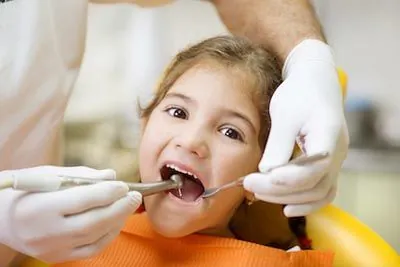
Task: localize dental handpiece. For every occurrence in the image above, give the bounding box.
[0,173,183,197]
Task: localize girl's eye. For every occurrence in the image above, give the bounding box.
[220,127,244,142]
[165,107,188,119]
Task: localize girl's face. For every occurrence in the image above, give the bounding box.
[139,64,262,237]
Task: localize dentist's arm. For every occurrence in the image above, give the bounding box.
[211,0,349,217]
[210,0,325,62]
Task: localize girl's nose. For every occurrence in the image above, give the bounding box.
[174,125,209,158]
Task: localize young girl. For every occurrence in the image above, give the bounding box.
[53,36,333,267]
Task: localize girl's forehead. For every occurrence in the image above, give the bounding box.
[168,66,255,102]
[173,62,258,93]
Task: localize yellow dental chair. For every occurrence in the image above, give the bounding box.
[307,204,399,267]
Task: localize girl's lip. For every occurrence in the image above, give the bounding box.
[166,192,204,206]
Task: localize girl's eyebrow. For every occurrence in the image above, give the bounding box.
[164,92,195,105]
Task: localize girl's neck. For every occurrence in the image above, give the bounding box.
[197,225,235,238]
[196,205,241,239]
[197,200,246,238]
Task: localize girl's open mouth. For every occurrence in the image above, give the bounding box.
[160,164,205,202]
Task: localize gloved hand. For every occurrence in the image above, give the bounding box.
[0,166,142,263]
[243,39,349,217]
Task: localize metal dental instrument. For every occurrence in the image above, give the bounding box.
[0,173,183,197]
[137,175,183,197]
[53,174,184,197]
[202,152,329,199]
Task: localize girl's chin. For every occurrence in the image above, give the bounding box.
[150,220,197,238]
[144,193,210,237]
[146,205,204,238]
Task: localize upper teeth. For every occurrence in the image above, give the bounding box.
[166,164,198,179]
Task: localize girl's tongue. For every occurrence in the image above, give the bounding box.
[169,173,204,202]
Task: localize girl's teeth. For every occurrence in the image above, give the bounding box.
[166,164,198,179]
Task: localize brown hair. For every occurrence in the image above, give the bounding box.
[140,35,282,149]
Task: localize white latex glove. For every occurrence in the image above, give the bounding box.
[243,39,349,217]
[0,166,142,263]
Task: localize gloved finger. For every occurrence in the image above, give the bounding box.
[244,162,328,195]
[59,167,116,181]
[67,229,121,261]
[57,181,129,215]
[12,166,116,181]
[253,173,332,204]
[283,183,337,217]
[303,117,341,156]
[71,220,125,248]
[66,191,142,238]
[31,222,124,263]
[258,116,299,172]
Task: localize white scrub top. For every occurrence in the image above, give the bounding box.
[0,0,88,170]
[0,0,192,171]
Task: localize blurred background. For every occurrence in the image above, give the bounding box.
[62,0,399,252]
